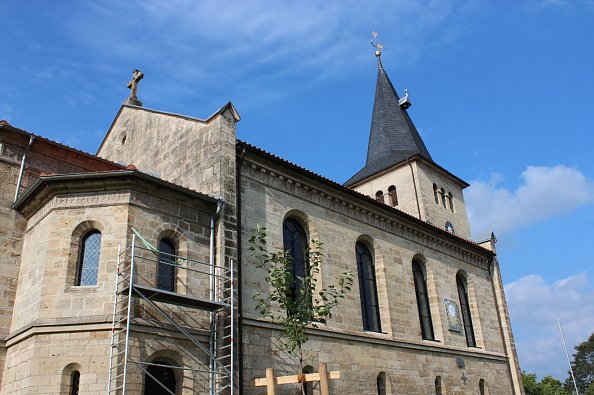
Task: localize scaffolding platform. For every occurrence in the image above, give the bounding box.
[120,284,230,311]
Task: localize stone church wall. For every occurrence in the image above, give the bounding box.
[239,154,513,394]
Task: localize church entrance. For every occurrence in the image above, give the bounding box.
[144,362,176,395]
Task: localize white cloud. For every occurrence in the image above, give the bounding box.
[466,165,594,239]
[505,273,594,379]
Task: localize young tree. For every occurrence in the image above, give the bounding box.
[249,226,353,394]
[565,332,594,394]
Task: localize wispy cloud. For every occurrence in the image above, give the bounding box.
[505,273,594,379]
[466,165,594,238]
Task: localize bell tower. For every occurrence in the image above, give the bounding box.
[345,46,471,238]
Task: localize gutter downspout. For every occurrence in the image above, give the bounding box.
[236,145,246,394]
[14,136,35,202]
[406,157,422,220]
[209,200,223,395]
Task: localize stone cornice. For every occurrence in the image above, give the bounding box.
[242,156,492,269]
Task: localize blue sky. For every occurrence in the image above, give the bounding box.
[2,0,593,381]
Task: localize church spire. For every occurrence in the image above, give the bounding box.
[344,47,432,187]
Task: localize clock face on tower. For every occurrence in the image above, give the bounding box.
[445,221,455,234]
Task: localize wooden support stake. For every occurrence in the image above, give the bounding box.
[319,363,330,395]
[266,368,276,395]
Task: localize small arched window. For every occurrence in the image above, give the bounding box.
[144,361,176,395]
[433,183,439,204]
[440,188,447,208]
[157,239,176,292]
[70,371,80,395]
[457,273,476,347]
[448,192,455,212]
[375,190,385,204]
[283,218,308,302]
[76,230,101,286]
[356,242,381,332]
[377,372,387,395]
[435,376,443,395]
[479,379,487,395]
[388,185,398,207]
[413,260,434,340]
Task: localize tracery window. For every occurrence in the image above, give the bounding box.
[413,260,434,340]
[457,273,476,347]
[76,230,101,286]
[283,218,308,302]
[388,185,398,207]
[157,239,176,292]
[70,371,80,395]
[356,242,381,332]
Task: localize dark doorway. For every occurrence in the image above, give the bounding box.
[144,362,176,395]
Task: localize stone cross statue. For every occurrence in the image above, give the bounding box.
[125,69,144,106]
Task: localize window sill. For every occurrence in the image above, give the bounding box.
[67,285,100,292]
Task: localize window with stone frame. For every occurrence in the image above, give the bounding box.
[377,372,387,395]
[433,183,439,204]
[157,238,176,292]
[388,185,398,207]
[356,242,381,332]
[76,230,101,286]
[457,273,476,347]
[282,217,308,303]
[70,371,80,395]
[375,190,385,204]
[413,260,435,340]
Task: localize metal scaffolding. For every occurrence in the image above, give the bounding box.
[107,233,235,395]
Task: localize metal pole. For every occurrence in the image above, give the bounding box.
[14,136,34,202]
[107,244,122,394]
[122,235,137,395]
[558,318,580,395]
[230,260,235,395]
[209,201,222,395]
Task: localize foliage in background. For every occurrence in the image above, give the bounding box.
[522,371,570,395]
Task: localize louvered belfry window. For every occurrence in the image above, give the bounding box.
[157,239,176,292]
[76,231,101,286]
[413,261,434,340]
[282,218,308,302]
[457,274,476,347]
[356,242,381,332]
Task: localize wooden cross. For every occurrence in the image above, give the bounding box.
[125,69,144,106]
[255,363,340,395]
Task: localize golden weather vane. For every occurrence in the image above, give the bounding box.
[370,31,384,57]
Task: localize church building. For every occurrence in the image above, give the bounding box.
[0,51,523,394]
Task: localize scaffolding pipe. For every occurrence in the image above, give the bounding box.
[107,244,122,394]
[122,235,137,395]
[209,200,223,395]
[14,136,34,202]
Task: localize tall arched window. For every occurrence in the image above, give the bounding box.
[433,183,439,204]
[440,188,447,208]
[388,185,398,207]
[70,371,80,395]
[283,218,308,302]
[435,376,443,395]
[356,242,381,332]
[413,260,434,340]
[375,190,385,204]
[457,273,476,347]
[76,230,101,286]
[447,192,455,212]
[377,372,387,395]
[144,361,176,395]
[157,239,176,292]
[479,379,487,395]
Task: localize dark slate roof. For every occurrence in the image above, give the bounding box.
[344,58,433,187]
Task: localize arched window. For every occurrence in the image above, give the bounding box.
[447,192,455,212]
[283,218,308,302]
[433,183,439,204]
[479,379,487,395]
[76,230,101,286]
[157,239,176,292]
[375,190,385,204]
[377,372,387,395]
[144,361,176,395]
[435,376,443,395]
[413,260,434,340]
[440,188,447,208]
[388,185,398,207]
[356,242,381,332]
[303,365,315,395]
[70,371,80,395]
[457,273,476,347]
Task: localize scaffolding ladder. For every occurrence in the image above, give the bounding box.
[107,233,235,395]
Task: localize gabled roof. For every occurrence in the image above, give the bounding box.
[344,57,433,187]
